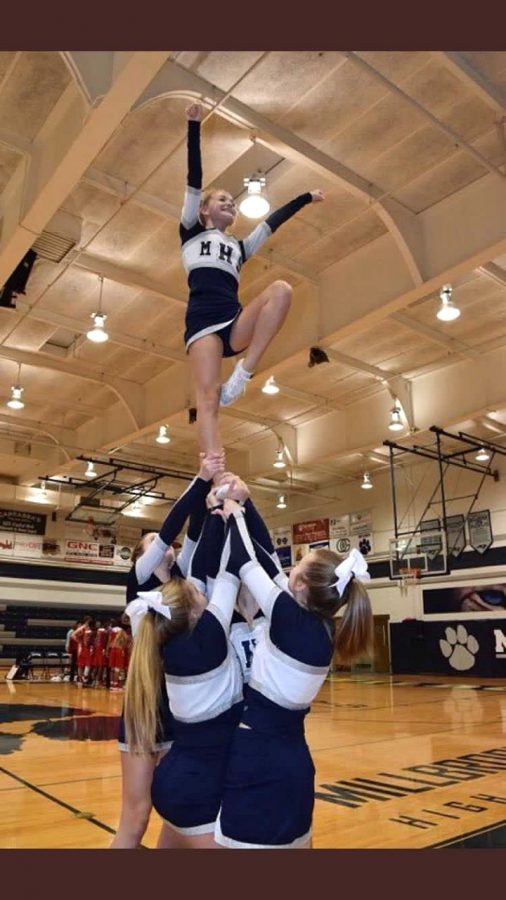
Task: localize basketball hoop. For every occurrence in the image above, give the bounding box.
[399,566,422,596]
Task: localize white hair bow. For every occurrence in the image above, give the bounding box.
[332,548,370,599]
[125,590,172,637]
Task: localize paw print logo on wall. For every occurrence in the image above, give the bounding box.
[358,537,371,556]
[439,625,479,671]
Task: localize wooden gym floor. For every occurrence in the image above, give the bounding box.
[1,673,506,849]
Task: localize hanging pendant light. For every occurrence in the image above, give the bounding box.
[475,446,490,462]
[239,175,270,219]
[7,364,25,409]
[87,276,109,342]
[436,284,460,322]
[273,447,286,469]
[361,472,373,490]
[388,401,404,432]
[276,494,287,509]
[156,425,171,444]
[262,376,279,395]
[85,461,96,479]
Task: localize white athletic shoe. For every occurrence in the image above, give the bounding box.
[219,359,252,407]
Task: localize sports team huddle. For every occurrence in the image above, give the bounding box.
[111,104,374,850]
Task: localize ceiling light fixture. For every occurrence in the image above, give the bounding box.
[156,425,171,444]
[436,283,460,322]
[273,447,286,469]
[361,472,373,490]
[239,175,270,219]
[87,276,109,342]
[276,494,287,509]
[475,446,490,462]
[388,401,404,432]
[123,500,143,517]
[7,364,25,409]
[85,461,96,479]
[7,385,24,410]
[33,479,49,503]
[262,376,279,395]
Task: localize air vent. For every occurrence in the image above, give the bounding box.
[31,210,82,263]
[32,231,77,263]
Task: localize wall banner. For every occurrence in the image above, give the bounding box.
[271,525,292,569]
[293,519,329,545]
[467,510,493,554]
[0,508,46,535]
[446,514,466,558]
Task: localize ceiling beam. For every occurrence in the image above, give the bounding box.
[0,52,171,290]
[390,310,481,358]
[479,415,506,435]
[343,52,505,182]
[82,166,319,285]
[14,300,185,363]
[477,261,506,287]
[131,59,427,285]
[0,346,144,431]
[436,52,506,116]
[73,251,187,307]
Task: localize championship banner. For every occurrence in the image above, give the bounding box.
[349,510,374,557]
[270,525,292,569]
[329,515,351,554]
[446,514,466,558]
[420,517,442,559]
[0,508,46,535]
[292,519,329,545]
[467,510,493,554]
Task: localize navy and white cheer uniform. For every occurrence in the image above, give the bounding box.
[188,497,277,685]
[119,475,211,753]
[181,119,313,355]
[150,541,243,834]
[215,509,334,849]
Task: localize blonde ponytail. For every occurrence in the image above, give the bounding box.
[123,614,163,754]
[123,578,198,753]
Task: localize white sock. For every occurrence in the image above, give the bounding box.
[238,359,253,379]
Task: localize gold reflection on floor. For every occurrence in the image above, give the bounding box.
[1,674,506,848]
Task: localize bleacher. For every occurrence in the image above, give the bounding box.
[0,602,121,676]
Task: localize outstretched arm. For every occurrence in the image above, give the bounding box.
[206,531,240,633]
[175,476,212,578]
[180,103,203,233]
[135,452,224,584]
[221,501,283,620]
[221,473,283,569]
[240,189,324,260]
[188,506,226,594]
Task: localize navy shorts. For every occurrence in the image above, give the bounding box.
[215,726,315,848]
[151,740,233,834]
[185,310,246,358]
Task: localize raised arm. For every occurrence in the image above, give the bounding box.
[188,506,226,595]
[175,482,211,578]
[180,103,203,233]
[206,532,240,633]
[240,189,324,261]
[135,452,224,585]
[221,501,284,620]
